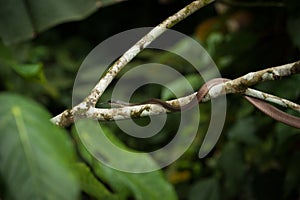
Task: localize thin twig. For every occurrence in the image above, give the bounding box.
[245,88,300,112]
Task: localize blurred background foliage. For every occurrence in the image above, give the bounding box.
[0,0,300,199]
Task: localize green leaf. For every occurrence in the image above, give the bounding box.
[0,39,14,64]
[0,0,125,44]
[72,121,178,200]
[0,93,79,200]
[12,63,45,81]
[76,162,117,200]
[188,177,220,200]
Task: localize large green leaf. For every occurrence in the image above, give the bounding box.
[76,162,117,200]
[72,120,178,200]
[0,93,79,200]
[0,0,125,44]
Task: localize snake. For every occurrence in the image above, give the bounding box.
[128,78,300,128]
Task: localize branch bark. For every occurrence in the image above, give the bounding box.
[85,0,215,107]
[51,61,300,126]
[51,0,215,126]
[50,0,300,127]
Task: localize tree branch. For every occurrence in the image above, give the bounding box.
[84,0,215,107]
[51,0,215,126]
[50,0,300,127]
[51,61,300,126]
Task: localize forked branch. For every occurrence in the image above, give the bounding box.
[50,0,300,127]
[51,61,300,127]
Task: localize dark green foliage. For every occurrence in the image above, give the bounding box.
[0,0,123,44]
[0,93,79,199]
